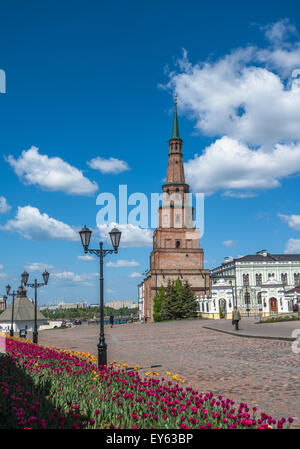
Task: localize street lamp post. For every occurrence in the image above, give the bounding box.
[79,225,121,368]
[6,285,17,337]
[21,270,50,344]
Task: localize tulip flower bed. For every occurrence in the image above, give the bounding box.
[0,336,293,429]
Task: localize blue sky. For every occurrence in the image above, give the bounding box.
[1,0,300,306]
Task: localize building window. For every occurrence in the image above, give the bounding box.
[256,273,262,286]
[281,273,288,285]
[294,273,300,285]
[176,240,180,248]
[243,274,249,286]
[245,292,251,305]
[257,292,262,305]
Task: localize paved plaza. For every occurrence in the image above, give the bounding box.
[36,318,300,427]
[203,316,300,340]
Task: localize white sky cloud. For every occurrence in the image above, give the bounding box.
[77,255,95,262]
[185,137,300,194]
[262,19,297,44]
[222,240,238,247]
[164,20,300,195]
[0,205,78,241]
[87,156,130,174]
[0,264,4,270]
[284,238,300,253]
[222,191,257,199]
[168,46,300,147]
[0,196,11,214]
[278,213,300,231]
[6,146,98,196]
[128,272,143,278]
[52,271,98,286]
[106,259,140,268]
[24,262,54,272]
[97,222,153,248]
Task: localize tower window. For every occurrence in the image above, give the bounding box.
[176,240,180,248]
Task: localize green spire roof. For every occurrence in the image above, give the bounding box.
[171,96,181,140]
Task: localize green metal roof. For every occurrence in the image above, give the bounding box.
[170,98,181,140]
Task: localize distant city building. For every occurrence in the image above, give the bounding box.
[39,304,59,311]
[105,300,137,310]
[57,302,88,309]
[39,302,88,310]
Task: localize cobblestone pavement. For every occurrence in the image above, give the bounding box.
[37,319,300,427]
[202,316,300,340]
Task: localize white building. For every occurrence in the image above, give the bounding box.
[205,250,298,319]
[0,285,48,333]
[284,285,300,310]
[197,278,234,319]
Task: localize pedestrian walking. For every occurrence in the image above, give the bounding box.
[232,307,241,330]
[109,315,114,328]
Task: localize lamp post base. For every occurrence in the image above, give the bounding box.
[97,341,107,368]
[33,331,38,344]
[10,329,14,337]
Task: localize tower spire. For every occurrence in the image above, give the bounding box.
[170,95,181,140]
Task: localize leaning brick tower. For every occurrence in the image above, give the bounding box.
[143,97,210,321]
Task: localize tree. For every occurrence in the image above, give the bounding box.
[161,278,198,320]
[153,286,165,322]
[161,278,183,320]
[181,281,198,318]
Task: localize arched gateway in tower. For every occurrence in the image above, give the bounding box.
[142,98,210,321]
